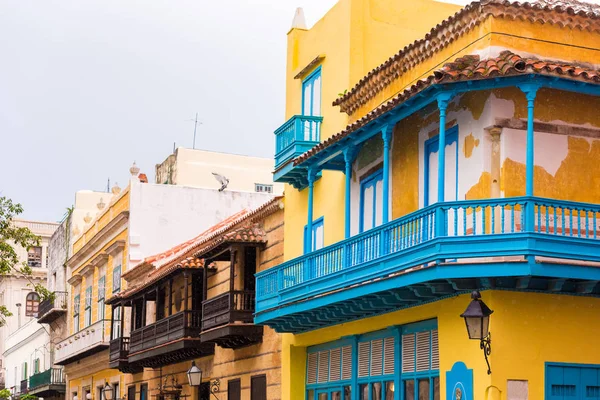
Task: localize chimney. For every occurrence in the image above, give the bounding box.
[291,7,307,30]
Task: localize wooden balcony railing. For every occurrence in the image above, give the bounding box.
[256,196,600,314]
[201,290,255,331]
[129,310,202,354]
[109,336,130,362]
[38,291,68,320]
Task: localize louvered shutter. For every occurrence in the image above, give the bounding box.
[370,339,383,376]
[318,351,329,383]
[383,337,395,375]
[416,331,431,372]
[358,341,370,377]
[402,333,416,373]
[330,348,341,381]
[341,345,352,380]
[431,329,439,370]
[307,353,318,384]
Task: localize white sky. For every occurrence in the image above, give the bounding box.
[1,0,599,221]
[0,0,337,221]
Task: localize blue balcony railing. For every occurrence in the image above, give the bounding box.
[256,196,600,313]
[274,115,322,170]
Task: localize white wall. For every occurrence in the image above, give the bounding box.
[3,319,50,393]
[127,182,274,267]
[157,147,284,195]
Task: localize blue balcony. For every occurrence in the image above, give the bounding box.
[255,197,600,333]
[274,115,322,188]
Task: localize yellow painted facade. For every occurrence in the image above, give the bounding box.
[64,189,130,400]
[276,0,600,399]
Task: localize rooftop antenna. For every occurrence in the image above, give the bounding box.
[173,142,176,154]
[186,113,203,149]
[106,178,110,193]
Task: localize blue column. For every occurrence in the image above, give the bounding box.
[382,125,392,224]
[436,93,452,203]
[343,147,356,239]
[306,168,316,253]
[519,84,539,233]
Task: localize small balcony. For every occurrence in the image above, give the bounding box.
[54,319,109,365]
[255,197,600,332]
[128,310,214,368]
[201,290,262,349]
[274,115,322,188]
[37,291,68,324]
[109,337,142,373]
[28,368,66,397]
[20,379,27,394]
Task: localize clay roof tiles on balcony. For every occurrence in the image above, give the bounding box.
[108,197,283,302]
[295,50,600,165]
[333,0,600,115]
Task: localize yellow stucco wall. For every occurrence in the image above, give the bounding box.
[282,291,600,400]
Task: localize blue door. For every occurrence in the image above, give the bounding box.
[546,363,600,399]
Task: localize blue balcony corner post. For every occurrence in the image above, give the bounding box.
[435,92,453,241]
[306,167,317,253]
[382,124,392,225]
[343,146,357,240]
[518,83,540,232]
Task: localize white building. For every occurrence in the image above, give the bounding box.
[0,219,58,393]
[155,147,284,195]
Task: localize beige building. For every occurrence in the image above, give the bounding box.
[106,197,284,400]
[155,147,283,195]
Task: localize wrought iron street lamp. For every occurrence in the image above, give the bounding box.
[460,290,493,374]
[102,382,113,400]
[187,361,202,387]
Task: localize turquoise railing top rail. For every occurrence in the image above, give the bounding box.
[256,196,600,306]
[274,115,323,167]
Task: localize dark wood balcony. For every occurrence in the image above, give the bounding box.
[109,337,142,373]
[20,379,27,394]
[128,310,214,368]
[37,291,67,324]
[200,290,263,349]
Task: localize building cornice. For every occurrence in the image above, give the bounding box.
[68,211,129,272]
[105,240,126,256]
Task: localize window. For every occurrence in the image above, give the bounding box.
[127,386,136,400]
[306,320,439,400]
[84,286,92,327]
[25,292,40,317]
[113,265,121,293]
[73,294,80,331]
[34,358,40,374]
[302,67,322,118]
[254,184,273,193]
[98,276,106,320]
[227,379,241,400]
[304,217,324,253]
[113,383,120,400]
[112,306,122,340]
[359,170,384,233]
[22,362,27,380]
[250,375,266,400]
[546,363,600,400]
[140,384,148,400]
[424,125,459,206]
[302,67,322,142]
[27,246,42,267]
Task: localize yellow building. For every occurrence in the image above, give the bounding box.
[54,165,274,400]
[260,0,600,399]
[105,197,284,400]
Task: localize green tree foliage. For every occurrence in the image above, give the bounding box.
[0,196,52,326]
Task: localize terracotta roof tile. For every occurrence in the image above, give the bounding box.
[110,197,283,301]
[295,51,600,165]
[333,0,600,115]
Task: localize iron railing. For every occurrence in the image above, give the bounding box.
[28,368,65,389]
[38,291,68,319]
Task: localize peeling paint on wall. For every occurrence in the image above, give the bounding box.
[356,135,383,170]
[463,133,480,158]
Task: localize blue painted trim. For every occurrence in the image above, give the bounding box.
[306,169,316,253]
[401,319,438,334]
[424,125,459,206]
[304,216,324,254]
[382,125,392,225]
[545,362,600,369]
[359,169,383,233]
[343,146,357,239]
[302,66,322,117]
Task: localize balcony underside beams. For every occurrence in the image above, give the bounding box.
[127,339,214,368]
[54,343,109,366]
[200,324,263,349]
[258,270,600,333]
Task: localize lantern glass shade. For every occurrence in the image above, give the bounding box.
[187,361,202,387]
[464,315,490,340]
[74,396,79,400]
[103,384,113,400]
